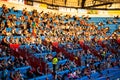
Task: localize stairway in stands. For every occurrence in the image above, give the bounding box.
[42,40,81,66]
[97,40,118,55]
[79,41,102,60]
[10,46,47,73]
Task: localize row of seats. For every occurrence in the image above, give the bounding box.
[0,5,120,80]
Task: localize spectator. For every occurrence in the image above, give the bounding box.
[2,68,8,80]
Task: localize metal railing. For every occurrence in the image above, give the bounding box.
[25,0,120,10]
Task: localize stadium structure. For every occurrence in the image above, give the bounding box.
[0,0,120,80]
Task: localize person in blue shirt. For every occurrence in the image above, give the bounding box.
[2,68,8,80]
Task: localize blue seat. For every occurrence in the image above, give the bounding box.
[15,66,31,74]
[6,28,12,32]
[0,36,4,40]
[0,56,10,61]
[58,59,67,65]
[47,59,68,68]
[91,72,100,79]
[79,76,89,80]
[40,36,45,40]
[0,71,2,78]
[16,21,21,26]
[96,77,106,80]
[57,70,69,76]
[29,74,53,80]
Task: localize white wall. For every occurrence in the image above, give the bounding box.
[8,0,24,4]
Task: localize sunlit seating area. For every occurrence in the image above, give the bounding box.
[0,3,120,80]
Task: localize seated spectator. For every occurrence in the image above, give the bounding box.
[45,54,53,62]
[2,4,9,15]
[36,67,43,76]
[12,70,23,80]
[106,20,112,24]
[68,71,78,79]
[2,67,8,80]
[113,19,117,24]
[27,68,35,78]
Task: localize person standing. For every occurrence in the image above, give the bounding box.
[52,56,58,78]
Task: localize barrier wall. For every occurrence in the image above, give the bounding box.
[58,6,120,16]
[0,1,120,17]
[1,0,25,4]
[8,0,24,4]
[108,10,120,15]
[33,2,47,9]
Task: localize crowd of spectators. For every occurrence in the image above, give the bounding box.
[0,45,48,80]
[0,45,28,80]
[0,4,120,46]
[0,3,120,80]
[54,48,120,79]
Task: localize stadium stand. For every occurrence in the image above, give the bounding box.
[0,2,120,80]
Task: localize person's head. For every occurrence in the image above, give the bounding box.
[12,7,15,10]
[2,4,6,8]
[106,77,110,80]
